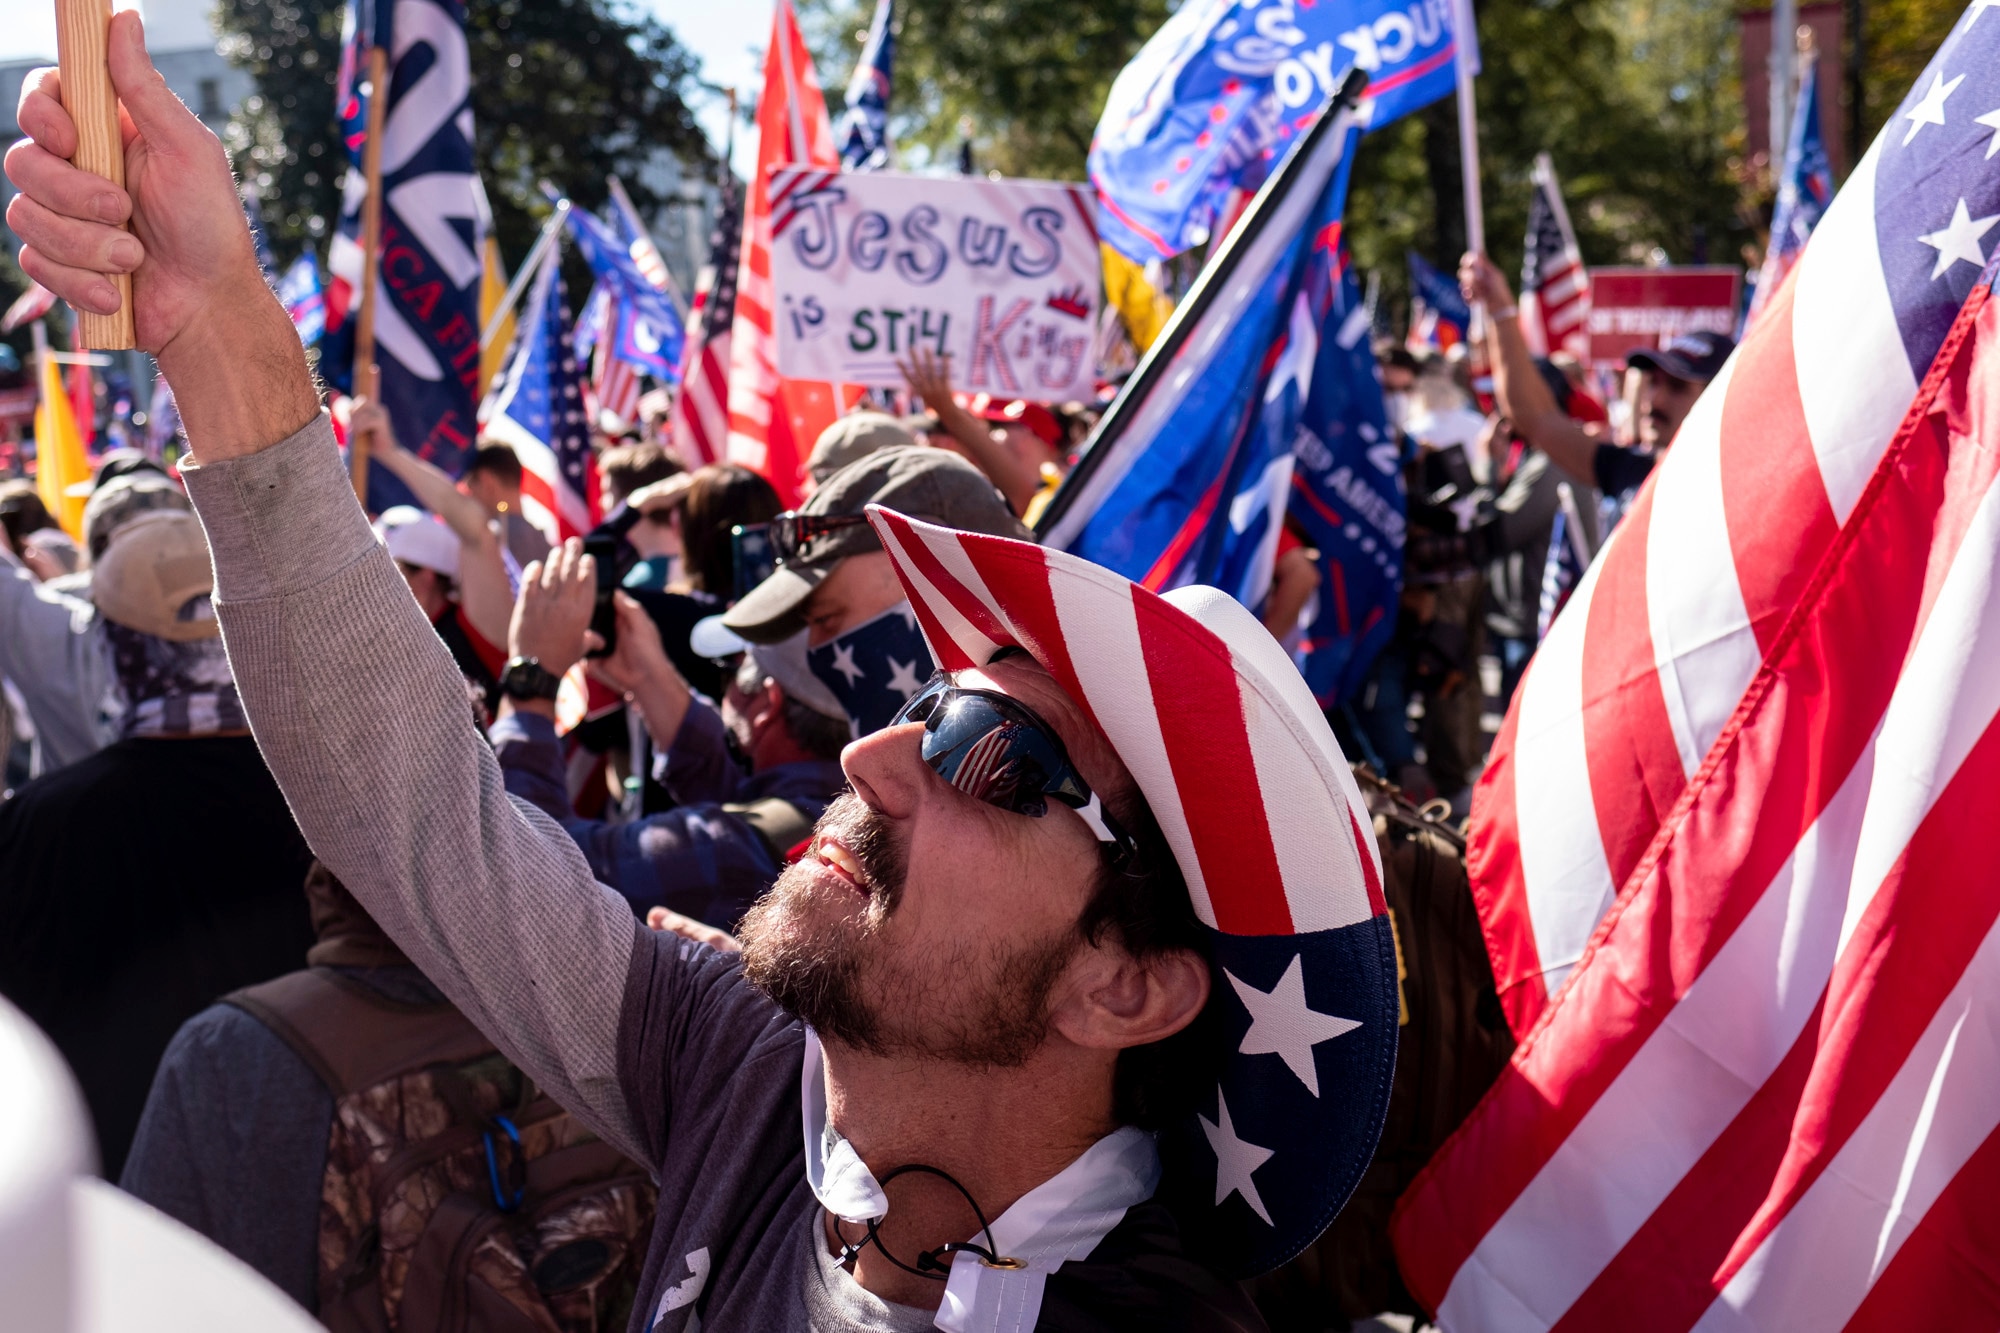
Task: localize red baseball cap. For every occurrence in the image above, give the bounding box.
[963,393,1062,447]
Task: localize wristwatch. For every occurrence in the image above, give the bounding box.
[499,656,562,703]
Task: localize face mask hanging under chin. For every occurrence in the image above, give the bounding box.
[806,601,936,739]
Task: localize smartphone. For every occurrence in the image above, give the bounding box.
[731,523,777,600]
[584,503,643,658]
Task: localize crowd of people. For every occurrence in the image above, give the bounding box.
[0,19,1740,1333]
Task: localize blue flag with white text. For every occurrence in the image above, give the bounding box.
[321,0,483,510]
[1288,242,1402,706]
[1090,0,1474,262]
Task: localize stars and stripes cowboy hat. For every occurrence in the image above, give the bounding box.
[865,505,1399,1278]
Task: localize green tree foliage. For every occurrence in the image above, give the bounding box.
[215,0,712,273]
[1349,0,1752,313]
[1854,0,1961,144]
[801,0,1171,178]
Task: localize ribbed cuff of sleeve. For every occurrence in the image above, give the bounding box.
[181,413,379,605]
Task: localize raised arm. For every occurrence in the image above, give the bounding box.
[352,397,514,648]
[899,348,1042,515]
[1458,253,1603,489]
[4,19,651,1164]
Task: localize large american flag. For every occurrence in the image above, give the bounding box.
[1519,152,1590,358]
[484,249,597,541]
[670,174,742,467]
[1399,8,2000,1327]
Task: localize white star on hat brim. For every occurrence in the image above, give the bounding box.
[1902,70,1966,146]
[1226,955,1361,1098]
[1918,198,2000,280]
[1200,1091,1275,1226]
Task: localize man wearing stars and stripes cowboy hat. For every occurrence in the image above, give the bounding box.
[5,23,1396,1330]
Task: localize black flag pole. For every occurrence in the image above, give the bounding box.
[1034,66,1369,539]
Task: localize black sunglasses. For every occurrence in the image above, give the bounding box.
[892,673,1136,866]
[769,509,872,565]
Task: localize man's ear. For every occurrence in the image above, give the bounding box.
[1051,944,1210,1052]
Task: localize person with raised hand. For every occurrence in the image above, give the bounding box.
[7,24,1396,1331]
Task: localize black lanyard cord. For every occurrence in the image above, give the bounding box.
[831,1163,1027,1279]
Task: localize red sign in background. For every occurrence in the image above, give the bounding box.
[1585,267,1741,370]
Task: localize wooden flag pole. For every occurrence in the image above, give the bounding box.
[349,43,390,504]
[52,0,135,350]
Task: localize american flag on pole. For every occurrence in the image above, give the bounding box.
[725,0,844,506]
[1398,9,2000,1327]
[670,174,742,467]
[483,249,597,542]
[836,0,895,170]
[1743,50,1837,335]
[609,175,682,304]
[1519,152,1589,359]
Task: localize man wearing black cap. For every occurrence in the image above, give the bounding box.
[722,445,1031,737]
[1460,253,1734,519]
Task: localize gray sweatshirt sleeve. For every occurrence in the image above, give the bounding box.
[0,547,117,770]
[180,415,651,1166]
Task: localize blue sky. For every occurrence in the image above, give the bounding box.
[0,1,772,174]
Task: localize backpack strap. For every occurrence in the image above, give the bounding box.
[722,795,818,865]
[224,967,496,1099]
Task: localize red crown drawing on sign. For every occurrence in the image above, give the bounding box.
[1045,286,1090,320]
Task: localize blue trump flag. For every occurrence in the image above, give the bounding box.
[1289,245,1402,706]
[1406,249,1469,345]
[838,0,896,170]
[557,194,686,382]
[1042,72,1398,712]
[1090,0,1475,262]
[322,0,484,510]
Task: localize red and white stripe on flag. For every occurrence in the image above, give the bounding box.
[1469,136,1929,1036]
[673,317,730,466]
[723,0,843,507]
[594,337,642,428]
[1395,266,2000,1329]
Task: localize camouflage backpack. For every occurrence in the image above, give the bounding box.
[226,967,657,1333]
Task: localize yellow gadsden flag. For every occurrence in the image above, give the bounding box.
[478,235,514,393]
[34,348,90,539]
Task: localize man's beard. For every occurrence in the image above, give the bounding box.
[738,792,1081,1066]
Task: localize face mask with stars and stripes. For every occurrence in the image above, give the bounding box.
[806,601,935,740]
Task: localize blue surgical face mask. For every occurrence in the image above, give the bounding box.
[806,601,936,739]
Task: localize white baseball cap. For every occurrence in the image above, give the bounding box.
[374,506,460,579]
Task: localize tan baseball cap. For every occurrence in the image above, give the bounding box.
[91,509,219,641]
[722,446,1031,644]
[805,412,916,485]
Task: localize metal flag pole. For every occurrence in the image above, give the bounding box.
[481,199,572,351]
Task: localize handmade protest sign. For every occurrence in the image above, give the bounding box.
[768,169,1102,401]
